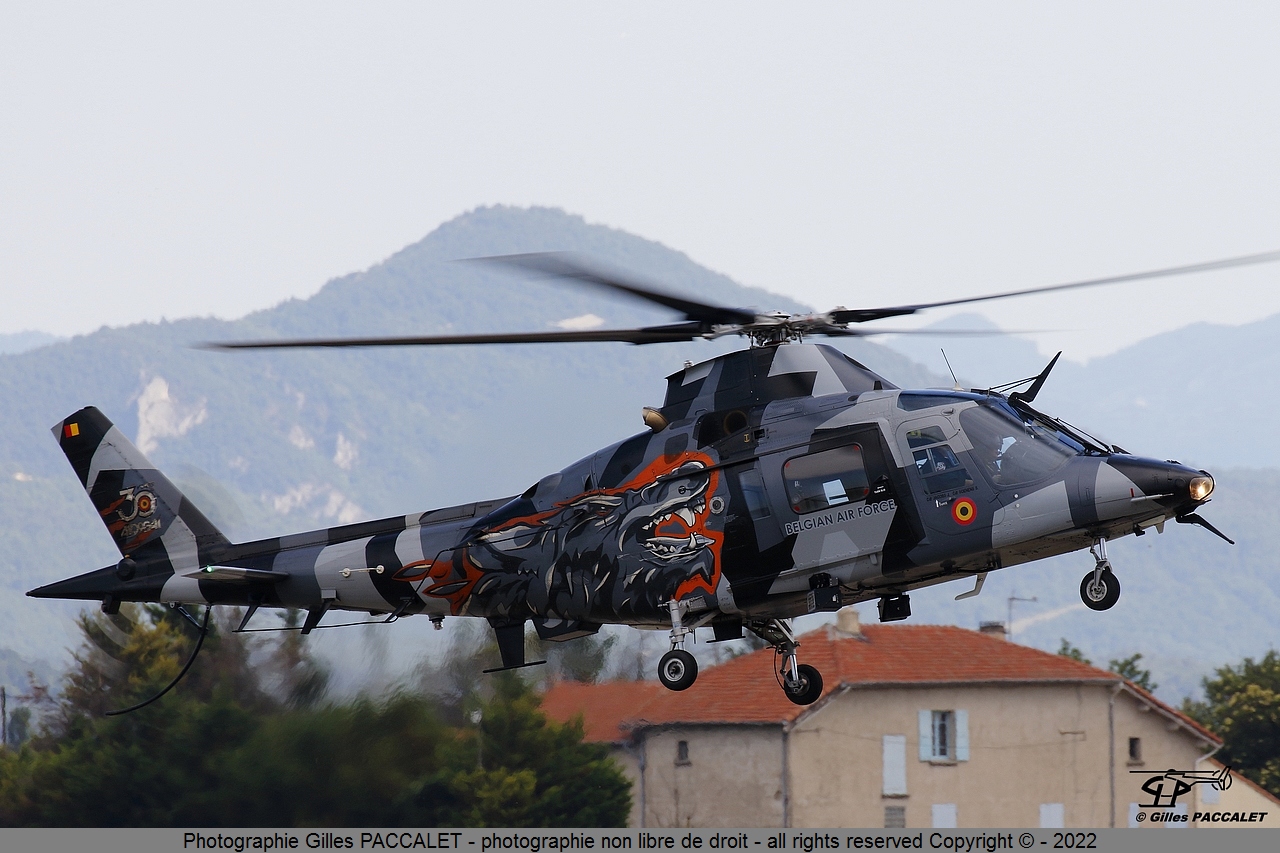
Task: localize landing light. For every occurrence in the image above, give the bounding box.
[1189,476,1214,501]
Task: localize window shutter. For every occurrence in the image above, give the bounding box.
[955,709,969,761]
[883,735,907,795]
[918,710,933,761]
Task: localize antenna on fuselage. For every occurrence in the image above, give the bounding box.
[940,349,963,391]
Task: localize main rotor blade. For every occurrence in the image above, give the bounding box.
[818,326,1044,337]
[203,323,710,350]
[472,252,759,326]
[832,249,1280,324]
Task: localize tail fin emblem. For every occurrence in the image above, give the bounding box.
[64,422,80,438]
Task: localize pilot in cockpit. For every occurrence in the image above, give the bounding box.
[971,429,1006,484]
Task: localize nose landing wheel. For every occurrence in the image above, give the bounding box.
[658,649,698,691]
[1080,569,1120,610]
[1080,539,1121,611]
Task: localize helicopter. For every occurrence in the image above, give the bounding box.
[29,250,1275,707]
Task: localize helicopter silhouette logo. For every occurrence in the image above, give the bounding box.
[1133,766,1232,808]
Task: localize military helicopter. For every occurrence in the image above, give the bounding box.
[30,250,1275,708]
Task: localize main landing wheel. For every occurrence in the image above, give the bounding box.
[1080,570,1121,611]
[658,649,698,691]
[783,664,824,706]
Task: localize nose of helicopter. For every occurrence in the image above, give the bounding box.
[1097,455,1214,519]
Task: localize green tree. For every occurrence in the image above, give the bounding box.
[1057,639,1091,665]
[1,605,631,828]
[1109,653,1157,692]
[1,605,265,826]
[266,608,331,708]
[406,674,631,827]
[4,707,30,748]
[1183,650,1280,797]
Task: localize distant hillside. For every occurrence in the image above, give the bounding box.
[0,331,62,355]
[0,206,945,675]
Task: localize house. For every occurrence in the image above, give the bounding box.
[542,610,1279,828]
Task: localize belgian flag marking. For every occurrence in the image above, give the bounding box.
[952,497,977,526]
[64,422,80,438]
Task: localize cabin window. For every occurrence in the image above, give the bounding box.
[783,445,869,514]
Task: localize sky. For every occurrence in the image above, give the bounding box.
[3,3,1279,361]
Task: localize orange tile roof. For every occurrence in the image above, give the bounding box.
[1123,680,1220,745]
[540,678,665,743]
[541,623,1218,746]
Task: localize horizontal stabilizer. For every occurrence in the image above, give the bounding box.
[182,566,291,583]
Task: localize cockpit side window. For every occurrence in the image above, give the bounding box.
[783,445,870,514]
[960,403,1077,486]
[912,444,972,494]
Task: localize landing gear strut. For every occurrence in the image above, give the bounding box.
[1080,538,1121,611]
[658,599,698,691]
[750,618,824,706]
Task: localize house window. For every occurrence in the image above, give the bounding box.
[1040,803,1064,828]
[675,740,690,765]
[884,806,906,828]
[931,804,957,828]
[1128,737,1142,764]
[931,711,952,759]
[882,735,907,796]
[918,709,969,762]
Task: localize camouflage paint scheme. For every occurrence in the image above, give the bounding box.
[32,343,1215,648]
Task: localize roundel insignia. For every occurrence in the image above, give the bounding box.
[952,497,977,526]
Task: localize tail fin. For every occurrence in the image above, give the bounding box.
[53,407,231,563]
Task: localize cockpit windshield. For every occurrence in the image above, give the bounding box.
[959,401,1080,486]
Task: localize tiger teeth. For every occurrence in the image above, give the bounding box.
[676,508,696,527]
